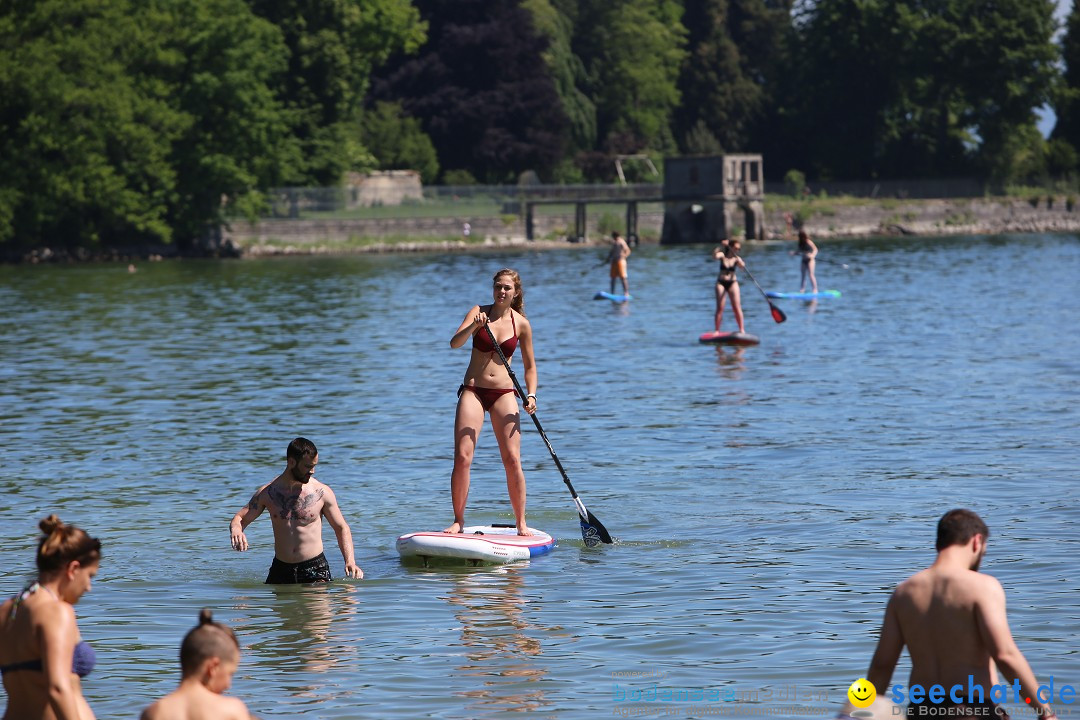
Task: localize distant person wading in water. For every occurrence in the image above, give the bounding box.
[229,437,363,584]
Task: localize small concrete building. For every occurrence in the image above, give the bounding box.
[345,170,423,208]
[661,155,764,244]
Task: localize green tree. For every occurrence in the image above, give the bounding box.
[249,0,426,186]
[674,0,792,155]
[0,0,311,250]
[1053,1,1080,174]
[574,0,688,152]
[790,0,1059,181]
[0,0,182,248]
[783,0,901,179]
[523,0,597,153]
[360,101,439,183]
[149,0,299,248]
[370,0,569,183]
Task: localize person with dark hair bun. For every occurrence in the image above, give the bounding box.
[0,514,101,720]
[140,608,251,720]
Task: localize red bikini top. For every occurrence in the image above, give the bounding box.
[472,310,518,357]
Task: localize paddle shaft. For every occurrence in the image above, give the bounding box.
[482,322,612,544]
[736,258,787,323]
[483,323,578,500]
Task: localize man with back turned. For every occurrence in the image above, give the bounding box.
[229,437,363,583]
[862,509,1055,719]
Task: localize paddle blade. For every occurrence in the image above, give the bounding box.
[580,510,613,546]
[769,303,787,323]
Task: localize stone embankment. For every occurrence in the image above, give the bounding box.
[776,196,1080,240]
[224,196,1080,257]
[6,196,1078,263]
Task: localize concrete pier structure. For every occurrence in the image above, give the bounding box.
[661,155,764,244]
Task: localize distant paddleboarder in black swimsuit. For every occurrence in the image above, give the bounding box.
[711,238,747,334]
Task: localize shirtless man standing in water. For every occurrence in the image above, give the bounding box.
[230,437,363,583]
[859,509,1055,720]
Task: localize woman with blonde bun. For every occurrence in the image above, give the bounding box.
[0,514,101,720]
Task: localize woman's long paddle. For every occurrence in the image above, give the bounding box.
[738,261,787,323]
[816,257,850,270]
[484,322,612,546]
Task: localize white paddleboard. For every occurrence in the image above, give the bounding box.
[397,524,555,565]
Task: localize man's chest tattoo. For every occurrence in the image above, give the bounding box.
[266,485,324,523]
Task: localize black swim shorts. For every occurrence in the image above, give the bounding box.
[265,552,332,584]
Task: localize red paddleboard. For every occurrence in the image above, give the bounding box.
[698,331,760,346]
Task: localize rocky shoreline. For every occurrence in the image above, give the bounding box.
[778,196,1080,240]
[5,196,1079,263]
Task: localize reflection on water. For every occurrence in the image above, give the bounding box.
[233,583,361,698]
[443,567,549,716]
[713,345,747,379]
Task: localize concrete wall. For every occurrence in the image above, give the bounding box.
[223,197,1080,250]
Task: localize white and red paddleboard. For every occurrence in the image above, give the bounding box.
[396,524,555,565]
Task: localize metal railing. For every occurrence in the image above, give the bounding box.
[252,184,664,219]
[250,177,1011,221]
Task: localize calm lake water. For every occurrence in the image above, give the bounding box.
[2,232,1079,720]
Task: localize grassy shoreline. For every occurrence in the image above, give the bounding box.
[5,194,1080,264]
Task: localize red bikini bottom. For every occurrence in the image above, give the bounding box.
[458,384,518,411]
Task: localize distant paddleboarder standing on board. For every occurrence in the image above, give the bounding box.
[793,229,818,293]
[605,231,632,297]
[445,268,537,537]
[229,437,363,583]
[712,238,747,335]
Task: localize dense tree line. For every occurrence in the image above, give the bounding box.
[0,0,423,250]
[0,0,1077,249]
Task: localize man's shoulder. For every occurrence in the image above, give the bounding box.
[250,478,278,500]
[216,694,251,719]
[307,478,335,500]
[895,566,1003,601]
[258,476,282,492]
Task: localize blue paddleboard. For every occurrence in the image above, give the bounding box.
[765,290,841,300]
[594,291,632,302]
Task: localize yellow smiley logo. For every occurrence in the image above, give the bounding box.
[847,678,876,708]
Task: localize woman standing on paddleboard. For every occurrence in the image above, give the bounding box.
[795,229,818,293]
[712,238,747,334]
[445,268,538,537]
